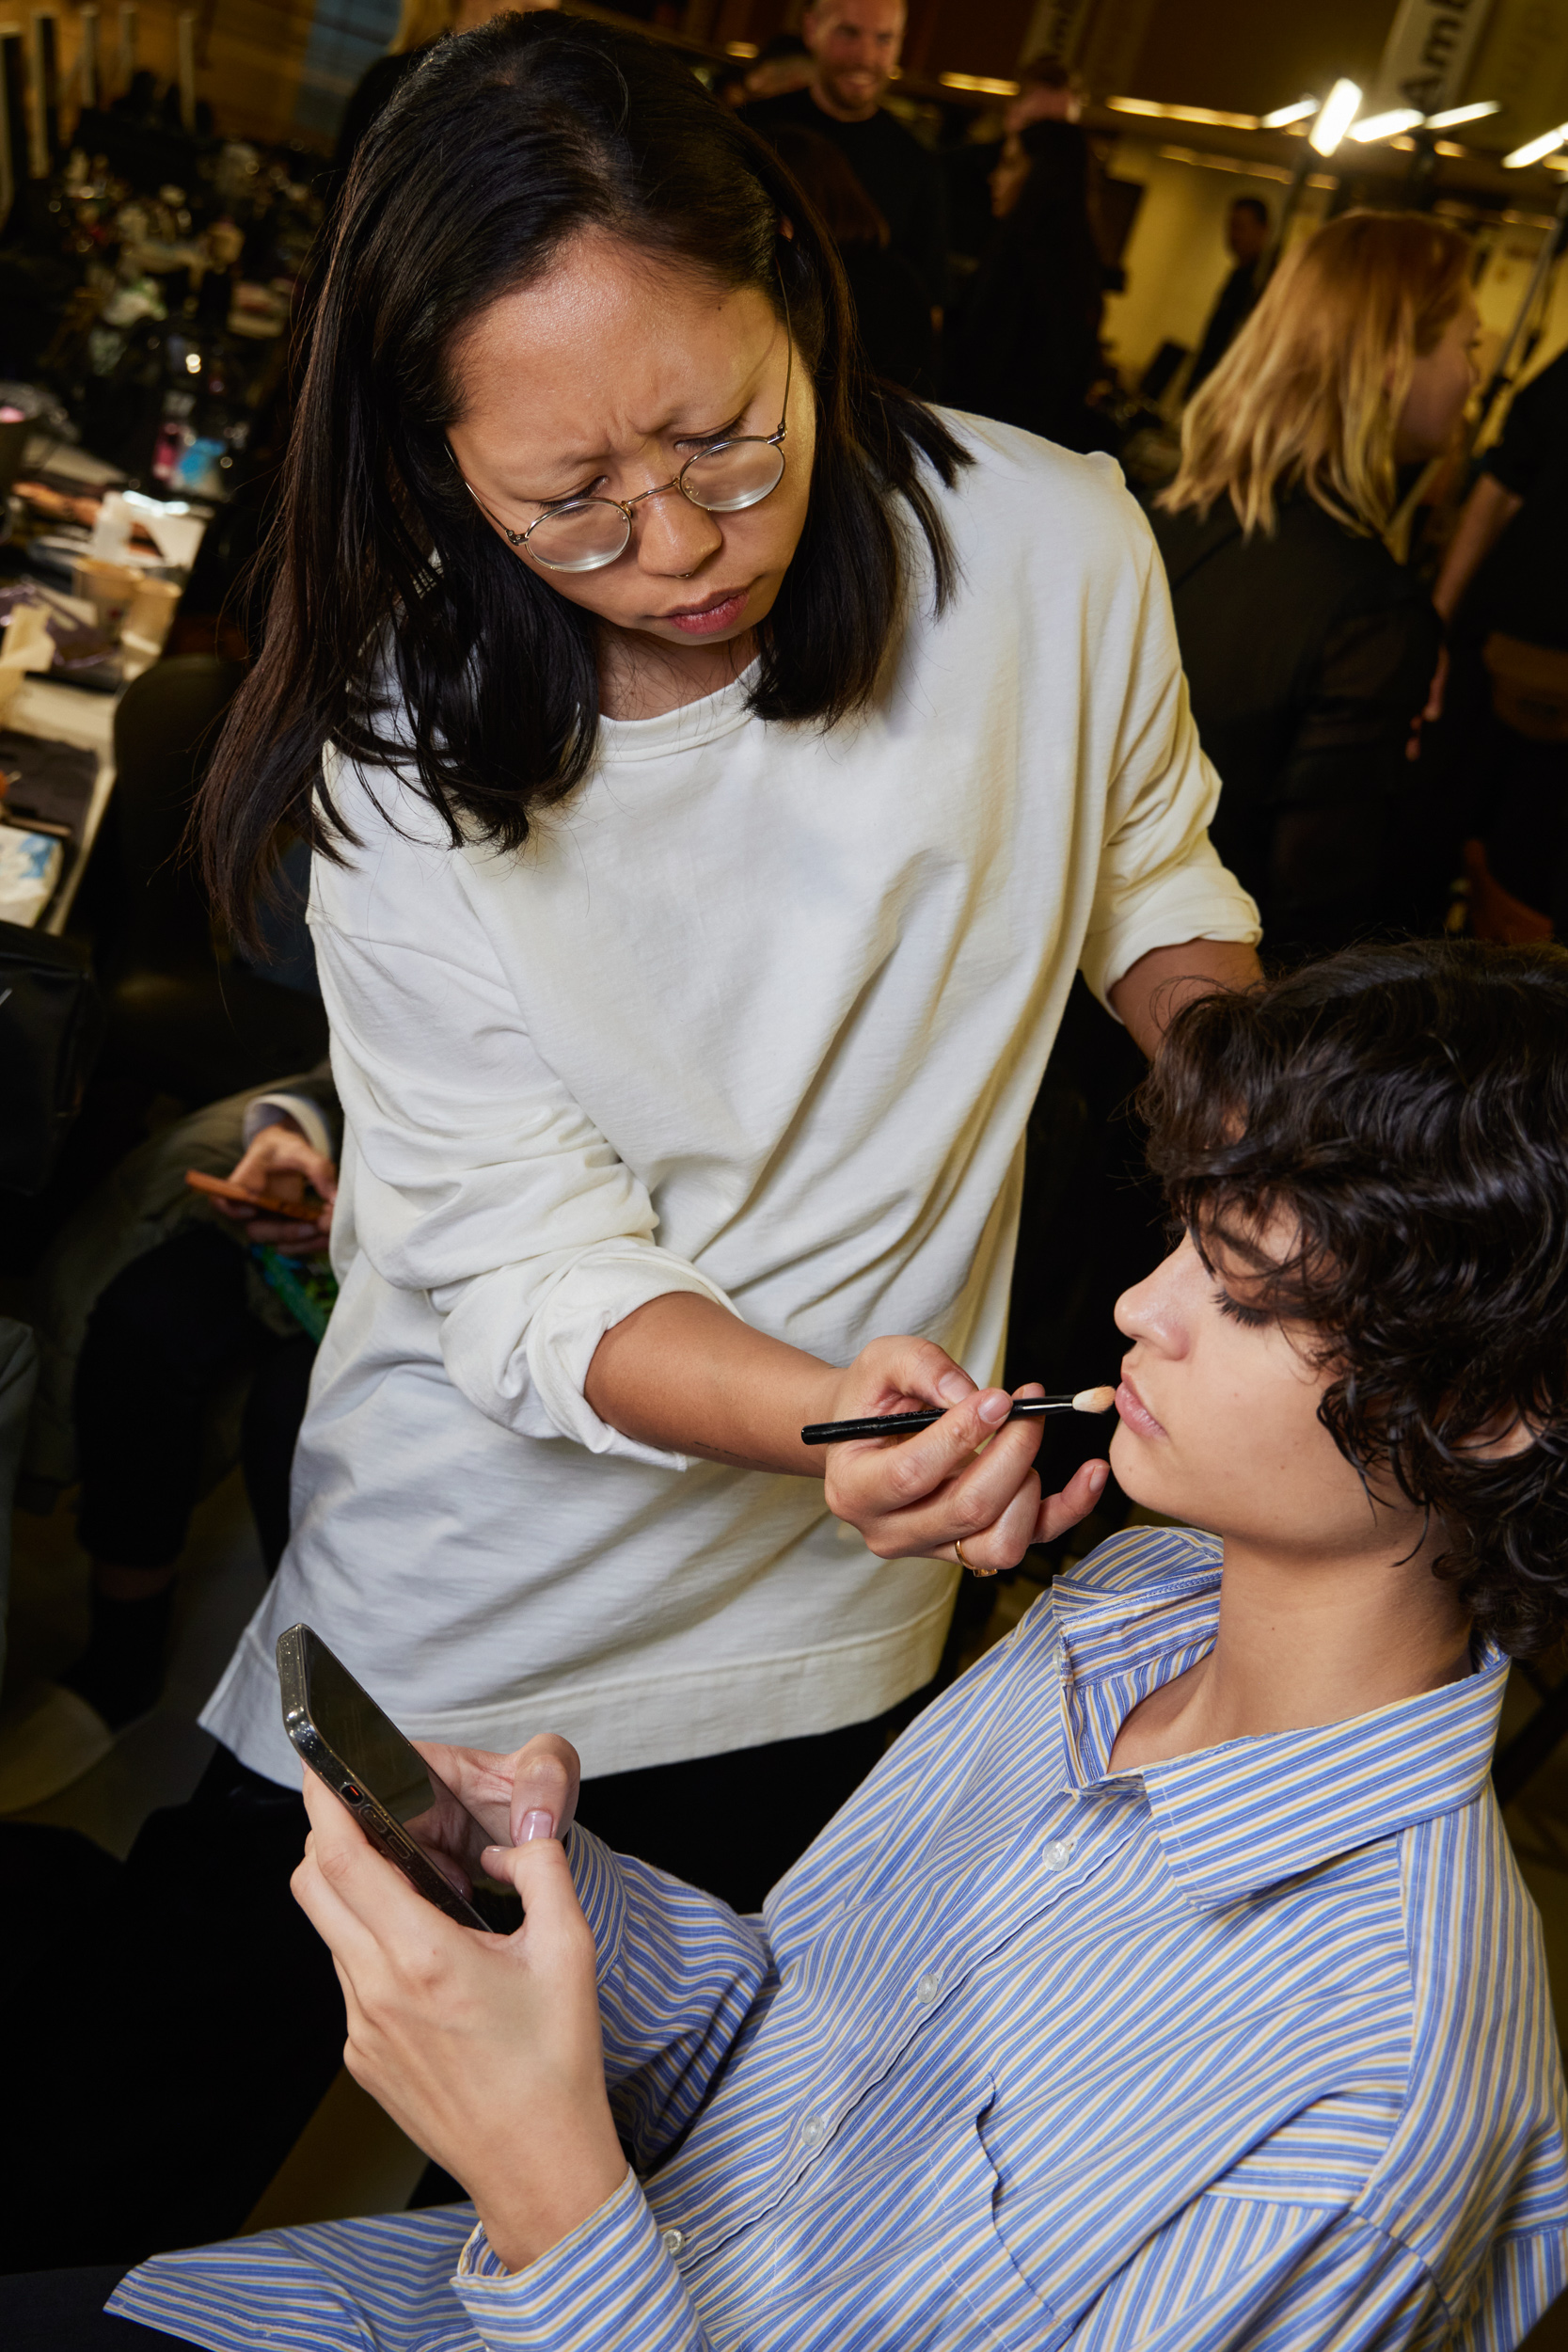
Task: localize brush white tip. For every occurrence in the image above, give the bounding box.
[1071,1384,1117,1414]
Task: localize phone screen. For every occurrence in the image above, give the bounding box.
[282,1627,516,1925]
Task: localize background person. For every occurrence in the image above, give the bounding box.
[1431,345,1568,938]
[743,0,949,312]
[768,124,935,391]
[945,54,1086,273]
[81,937,1568,2352]
[1184,195,1270,400]
[944,119,1105,452]
[1153,211,1478,960]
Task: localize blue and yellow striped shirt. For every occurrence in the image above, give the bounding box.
[116,1526,1568,2350]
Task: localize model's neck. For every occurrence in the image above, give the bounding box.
[1108,1523,1473,1772]
[597,624,757,722]
[810,78,880,124]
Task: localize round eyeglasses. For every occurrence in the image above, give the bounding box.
[463,317,793,574]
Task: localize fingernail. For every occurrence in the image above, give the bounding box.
[520,1809,554,1842]
[938,1370,971,1404]
[977,1391,1010,1424]
[1088,1462,1108,1494]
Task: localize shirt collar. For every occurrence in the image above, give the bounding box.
[1050,1531,1510,1911]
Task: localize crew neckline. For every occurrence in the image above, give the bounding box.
[596,660,761,764]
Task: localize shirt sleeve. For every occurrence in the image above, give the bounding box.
[569,1824,773,2169]
[1067,2196,1449,2350]
[1077,514,1260,1010]
[454,2169,713,2352]
[309,760,741,1468]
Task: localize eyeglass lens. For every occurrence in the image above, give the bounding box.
[524,437,786,571]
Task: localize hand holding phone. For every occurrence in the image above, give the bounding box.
[277,1625,521,1930]
[187,1168,331,1224]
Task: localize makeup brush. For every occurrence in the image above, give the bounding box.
[800,1385,1117,1446]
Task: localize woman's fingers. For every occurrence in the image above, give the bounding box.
[507,1735,581,1849]
[827,1388,1048,1560]
[1033,1456,1110,1548]
[294,1772,465,1969]
[412,1739,518,1846]
[230,1126,340,1203]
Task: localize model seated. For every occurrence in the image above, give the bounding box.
[111,940,1568,2351]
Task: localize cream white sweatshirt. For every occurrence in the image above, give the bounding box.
[202,417,1258,1786]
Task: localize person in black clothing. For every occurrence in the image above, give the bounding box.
[1186,196,1270,398]
[943,119,1103,452]
[1152,210,1479,959]
[945,53,1085,275]
[743,0,948,311]
[330,0,456,184]
[1430,348,1568,936]
[768,123,934,391]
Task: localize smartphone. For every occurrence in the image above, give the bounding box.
[277,1623,520,1932]
[186,1168,329,1224]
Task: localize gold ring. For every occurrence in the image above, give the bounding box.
[954,1536,972,1571]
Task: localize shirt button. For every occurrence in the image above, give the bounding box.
[660,2226,685,2258]
[1041,1837,1074,1872]
[915,1969,942,2004]
[800,2114,825,2145]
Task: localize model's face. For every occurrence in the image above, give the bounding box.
[1397,295,1481,462]
[447,235,813,660]
[1110,1220,1422,1563]
[804,0,904,116]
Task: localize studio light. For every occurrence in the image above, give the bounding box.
[1348,107,1424,143]
[1504,122,1568,168]
[1309,80,1364,157]
[1423,101,1501,129]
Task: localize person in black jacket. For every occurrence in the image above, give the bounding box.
[1152,210,1480,959]
[1185,196,1270,398]
[742,0,948,311]
[943,119,1103,452]
[767,123,934,392]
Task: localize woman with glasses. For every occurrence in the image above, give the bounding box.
[191,20,1256,1950]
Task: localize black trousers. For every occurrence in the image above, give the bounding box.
[75,1222,317,1574]
[0,1705,907,2276]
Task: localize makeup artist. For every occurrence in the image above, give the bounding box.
[198,16,1259,1903]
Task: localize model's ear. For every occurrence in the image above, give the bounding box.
[1458,1408,1540,1462]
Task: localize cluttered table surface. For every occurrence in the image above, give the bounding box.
[0,433,210,934]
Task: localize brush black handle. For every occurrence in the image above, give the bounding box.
[800,1396,1081,1445]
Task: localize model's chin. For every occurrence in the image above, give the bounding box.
[1108,1420,1179,1515]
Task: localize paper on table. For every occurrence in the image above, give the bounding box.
[0,825,63,925]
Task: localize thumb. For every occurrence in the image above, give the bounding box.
[482,1829,586,1941]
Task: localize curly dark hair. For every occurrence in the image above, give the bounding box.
[1138,938,1568,1657]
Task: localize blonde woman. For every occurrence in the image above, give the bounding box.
[1154,211,1479,956]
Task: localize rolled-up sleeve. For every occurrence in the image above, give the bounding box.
[1078,525,1259,1010]
[309,771,739,1467]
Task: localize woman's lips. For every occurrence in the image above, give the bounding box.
[663,588,749,637]
[1115,1377,1167,1439]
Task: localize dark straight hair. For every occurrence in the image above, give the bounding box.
[201,10,969,936]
